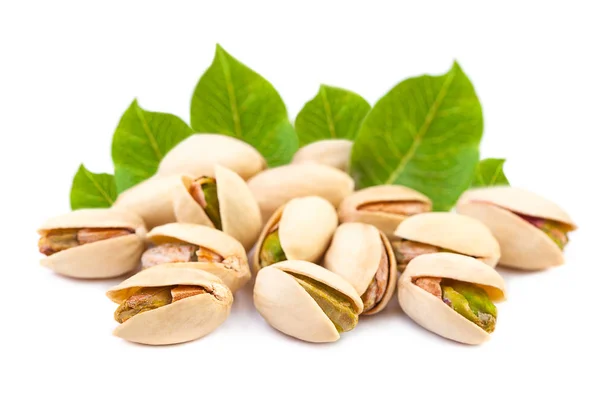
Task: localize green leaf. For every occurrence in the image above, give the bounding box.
[190,44,298,166]
[350,62,483,211]
[295,85,370,146]
[471,158,510,187]
[70,164,117,210]
[111,99,193,193]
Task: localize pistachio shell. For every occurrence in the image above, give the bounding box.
[38,209,146,278]
[146,223,250,291]
[247,164,354,222]
[397,253,505,345]
[252,196,338,273]
[173,165,262,251]
[291,139,353,172]
[394,212,501,267]
[156,134,267,180]
[324,222,397,315]
[338,185,432,237]
[253,260,363,343]
[107,265,233,345]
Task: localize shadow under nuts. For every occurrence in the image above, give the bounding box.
[141,223,251,292]
[107,265,233,345]
[253,260,363,343]
[397,253,506,345]
[392,212,500,271]
[324,222,397,315]
[38,208,146,278]
[456,187,577,270]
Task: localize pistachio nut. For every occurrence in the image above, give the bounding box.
[397,253,506,345]
[252,196,338,273]
[456,187,577,270]
[338,185,432,237]
[324,223,397,315]
[291,139,353,172]
[141,223,250,292]
[173,165,262,251]
[156,134,267,180]
[38,209,146,278]
[392,212,501,271]
[253,260,363,343]
[247,164,354,222]
[107,265,233,345]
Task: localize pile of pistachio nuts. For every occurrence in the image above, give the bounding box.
[37,134,577,346]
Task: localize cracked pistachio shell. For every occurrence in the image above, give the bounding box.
[38,209,146,278]
[398,253,506,345]
[324,223,397,315]
[156,134,266,180]
[173,165,262,251]
[113,175,182,229]
[146,223,250,292]
[253,260,363,343]
[252,196,338,273]
[456,187,577,270]
[247,164,354,222]
[394,212,501,267]
[338,185,432,237]
[291,139,353,172]
[107,265,233,345]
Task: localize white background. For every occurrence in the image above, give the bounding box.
[2,1,599,399]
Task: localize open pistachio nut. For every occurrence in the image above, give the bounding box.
[253,260,363,343]
[252,196,338,274]
[393,212,501,271]
[156,134,267,180]
[397,253,506,345]
[291,139,353,172]
[456,187,577,270]
[107,265,233,345]
[247,164,354,222]
[338,185,432,237]
[324,223,397,315]
[173,165,262,251]
[38,209,146,278]
[141,223,251,292]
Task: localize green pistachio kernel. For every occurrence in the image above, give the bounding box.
[114,286,173,323]
[198,177,222,230]
[441,280,497,333]
[259,229,287,268]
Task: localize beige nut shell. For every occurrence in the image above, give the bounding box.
[173,165,262,251]
[456,187,576,270]
[394,212,501,267]
[156,134,267,180]
[247,164,354,222]
[107,265,233,345]
[338,185,432,237]
[291,139,353,172]
[324,222,397,315]
[252,196,338,273]
[38,208,146,279]
[397,253,506,345]
[253,260,363,343]
[146,223,250,292]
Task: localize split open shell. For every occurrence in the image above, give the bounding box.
[156,134,266,180]
[145,223,250,292]
[38,208,146,278]
[397,253,506,345]
[253,260,363,343]
[394,212,501,268]
[324,222,397,315]
[291,139,353,172]
[107,265,233,345]
[338,185,432,237]
[456,187,577,270]
[247,164,354,222]
[172,165,262,251]
[252,196,338,273]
